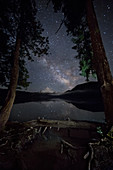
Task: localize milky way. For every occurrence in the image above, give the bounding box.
[27,0,87,92]
[26,0,113,92]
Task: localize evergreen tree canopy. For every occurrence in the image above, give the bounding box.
[72,16,96,81]
[51,0,95,80]
[0,0,49,89]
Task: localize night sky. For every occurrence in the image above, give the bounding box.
[94,0,113,74]
[26,0,113,93]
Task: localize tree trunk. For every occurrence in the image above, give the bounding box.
[86,0,113,125]
[0,36,21,131]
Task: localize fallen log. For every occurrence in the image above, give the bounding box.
[23,118,106,130]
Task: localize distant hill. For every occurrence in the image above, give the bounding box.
[57,81,104,112]
[66,81,100,92]
[60,81,102,100]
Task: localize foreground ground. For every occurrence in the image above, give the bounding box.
[0,119,113,170]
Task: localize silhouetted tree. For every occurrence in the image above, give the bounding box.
[86,0,113,126]
[0,0,49,130]
[72,16,96,81]
[51,0,113,126]
[50,0,93,81]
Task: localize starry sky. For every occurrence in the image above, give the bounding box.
[26,0,113,93]
[94,0,113,74]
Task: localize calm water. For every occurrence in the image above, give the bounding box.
[9,99,105,123]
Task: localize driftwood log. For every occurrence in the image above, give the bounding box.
[23,119,106,129]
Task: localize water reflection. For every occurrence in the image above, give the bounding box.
[9,100,105,123]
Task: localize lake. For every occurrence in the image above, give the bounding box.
[9,99,105,123]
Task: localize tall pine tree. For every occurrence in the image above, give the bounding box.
[0,0,49,130]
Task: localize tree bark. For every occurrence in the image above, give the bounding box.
[86,0,113,125]
[0,36,21,131]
